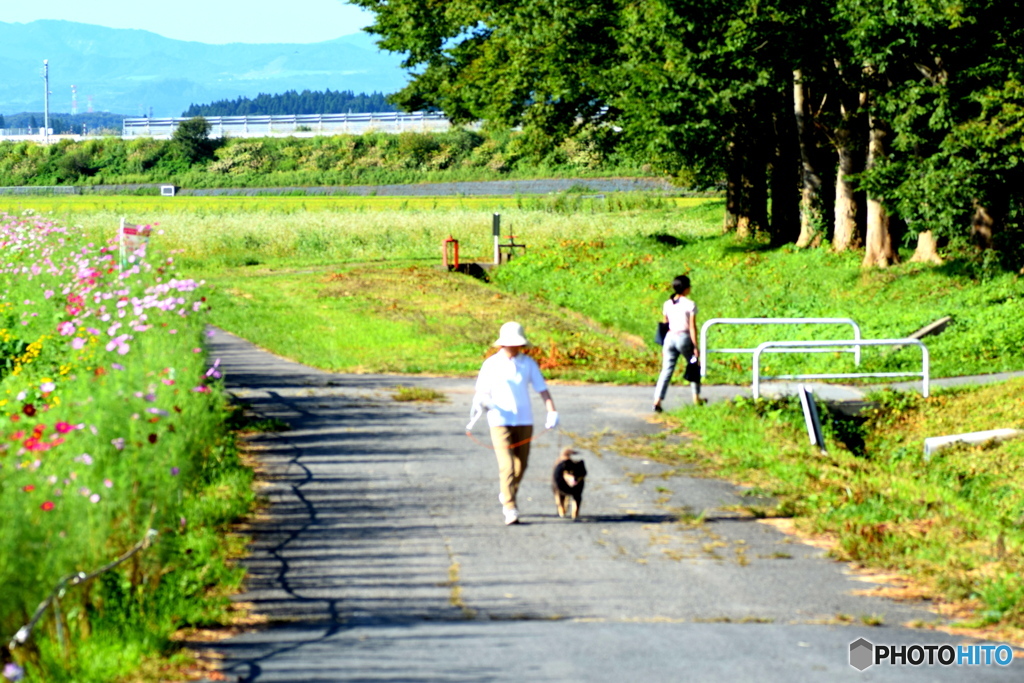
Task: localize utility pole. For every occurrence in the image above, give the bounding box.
[42,59,50,143]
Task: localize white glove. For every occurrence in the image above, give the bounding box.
[466,406,483,432]
[545,411,559,429]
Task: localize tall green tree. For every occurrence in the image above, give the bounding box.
[171,116,214,164]
[352,0,620,150]
[355,0,1024,269]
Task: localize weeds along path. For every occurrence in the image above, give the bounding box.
[202,327,1020,682]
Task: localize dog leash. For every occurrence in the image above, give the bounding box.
[464,426,552,451]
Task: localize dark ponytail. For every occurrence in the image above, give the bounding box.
[671,275,691,296]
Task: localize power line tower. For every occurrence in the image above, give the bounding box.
[71,85,78,115]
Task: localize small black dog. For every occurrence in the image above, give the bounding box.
[552,447,587,520]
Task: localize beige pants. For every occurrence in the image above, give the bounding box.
[490,425,533,510]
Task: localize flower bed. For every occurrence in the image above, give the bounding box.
[1,212,252,682]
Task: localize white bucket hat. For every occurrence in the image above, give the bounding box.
[493,321,531,347]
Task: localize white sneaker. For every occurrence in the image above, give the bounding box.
[503,507,520,525]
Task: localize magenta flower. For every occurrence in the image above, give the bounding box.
[55,422,74,434]
[57,321,75,336]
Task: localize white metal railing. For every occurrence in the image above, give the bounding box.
[752,339,930,399]
[700,318,862,378]
[122,111,453,138]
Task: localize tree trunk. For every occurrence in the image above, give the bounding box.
[741,124,769,239]
[862,111,897,267]
[723,135,740,234]
[833,144,860,251]
[770,107,800,246]
[724,126,767,239]
[793,70,823,248]
[970,202,995,249]
[909,231,942,264]
[832,95,864,252]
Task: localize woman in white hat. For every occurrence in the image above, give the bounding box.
[470,321,558,525]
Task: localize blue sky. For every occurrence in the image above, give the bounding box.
[4,0,374,44]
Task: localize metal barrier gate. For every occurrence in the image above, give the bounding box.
[752,339,930,399]
[699,318,862,378]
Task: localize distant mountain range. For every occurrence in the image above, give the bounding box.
[0,20,408,118]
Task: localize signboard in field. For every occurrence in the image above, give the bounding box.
[119,218,151,269]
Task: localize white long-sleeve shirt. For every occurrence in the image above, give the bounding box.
[474,352,548,427]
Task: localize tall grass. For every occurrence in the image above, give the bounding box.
[0,195,708,272]
[0,213,253,682]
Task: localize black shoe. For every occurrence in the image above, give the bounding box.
[653,404,663,413]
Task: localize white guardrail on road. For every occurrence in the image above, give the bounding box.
[752,338,930,399]
[700,318,862,378]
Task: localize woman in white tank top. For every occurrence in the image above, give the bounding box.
[653,275,702,411]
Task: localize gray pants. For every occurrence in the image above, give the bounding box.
[653,332,700,403]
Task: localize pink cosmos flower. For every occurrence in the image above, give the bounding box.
[57,321,75,336]
[71,338,86,350]
[55,422,74,434]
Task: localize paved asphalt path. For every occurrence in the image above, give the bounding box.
[203,328,1022,682]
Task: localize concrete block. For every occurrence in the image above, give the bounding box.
[924,428,1022,459]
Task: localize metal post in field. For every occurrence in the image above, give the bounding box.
[493,214,501,265]
[798,385,826,454]
[42,60,50,144]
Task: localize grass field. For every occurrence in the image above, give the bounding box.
[6,193,1017,383]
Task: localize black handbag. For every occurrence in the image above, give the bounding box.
[654,322,670,346]
[683,355,701,383]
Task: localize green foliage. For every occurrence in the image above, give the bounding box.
[170,116,214,165]
[0,127,650,189]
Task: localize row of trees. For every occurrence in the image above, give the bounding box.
[352,0,1024,268]
[0,112,124,134]
[182,90,397,117]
